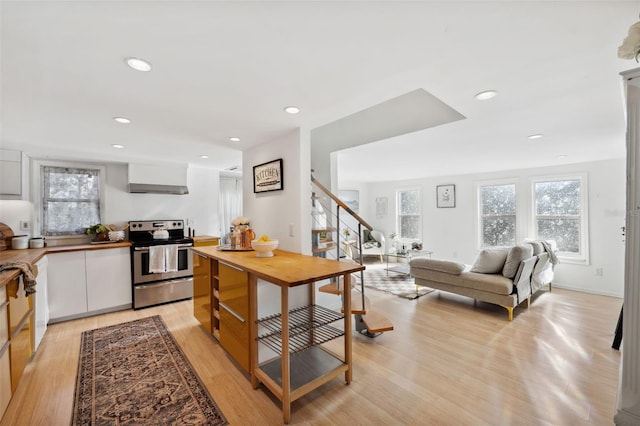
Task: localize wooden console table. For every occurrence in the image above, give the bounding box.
[190,247,364,424]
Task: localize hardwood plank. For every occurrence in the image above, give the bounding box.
[0,284,622,425]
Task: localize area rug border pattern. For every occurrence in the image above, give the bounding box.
[72,315,228,426]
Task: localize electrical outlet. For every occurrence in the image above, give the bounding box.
[596,267,603,276]
[19,221,30,231]
[289,223,294,237]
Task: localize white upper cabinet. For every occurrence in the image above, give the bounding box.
[0,149,30,200]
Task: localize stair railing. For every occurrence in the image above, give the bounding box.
[311,173,373,311]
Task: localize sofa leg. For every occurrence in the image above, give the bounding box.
[502,306,513,321]
[549,282,552,292]
[527,296,531,308]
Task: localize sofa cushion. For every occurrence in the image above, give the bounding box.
[502,244,534,279]
[411,268,514,295]
[410,258,466,275]
[470,247,509,273]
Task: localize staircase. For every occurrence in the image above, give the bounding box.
[311,173,394,337]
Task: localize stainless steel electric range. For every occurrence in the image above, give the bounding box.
[128,219,193,309]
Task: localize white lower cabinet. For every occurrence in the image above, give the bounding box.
[47,251,88,319]
[85,248,131,311]
[48,247,131,322]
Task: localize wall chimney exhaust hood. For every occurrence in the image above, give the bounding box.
[127,163,189,195]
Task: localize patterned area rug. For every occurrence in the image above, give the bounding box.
[72,315,228,426]
[363,268,434,300]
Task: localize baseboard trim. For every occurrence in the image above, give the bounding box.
[551,282,623,299]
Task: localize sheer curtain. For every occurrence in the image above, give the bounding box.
[219,176,243,241]
[42,165,102,235]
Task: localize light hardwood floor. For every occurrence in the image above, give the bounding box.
[1,282,622,425]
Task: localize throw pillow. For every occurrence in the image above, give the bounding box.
[502,244,534,279]
[470,247,509,274]
[526,241,544,255]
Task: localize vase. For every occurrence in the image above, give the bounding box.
[237,226,255,249]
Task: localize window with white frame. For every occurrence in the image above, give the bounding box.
[40,165,103,236]
[478,183,517,247]
[533,175,588,262]
[397,188,421,240]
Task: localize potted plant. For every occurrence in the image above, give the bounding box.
[86,224,109,242]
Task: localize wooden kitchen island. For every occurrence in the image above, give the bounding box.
[190,246,364,424]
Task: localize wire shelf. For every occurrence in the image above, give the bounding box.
[257,304,345,355]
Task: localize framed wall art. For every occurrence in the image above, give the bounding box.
[253,158,283,193]
[436,184,456,208]
[338,190,359,213]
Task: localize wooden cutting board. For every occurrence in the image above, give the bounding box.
[0,222,15,251]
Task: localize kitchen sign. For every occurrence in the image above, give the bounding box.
[253,158,283,193]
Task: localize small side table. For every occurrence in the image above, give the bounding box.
[386,249,433,276]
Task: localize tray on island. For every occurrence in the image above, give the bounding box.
[216,245,254,251]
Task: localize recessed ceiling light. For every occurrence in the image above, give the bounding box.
[284,106,301,114]
[200,155,209,159]
[474,90,498,100]
[112,144,125,149]
[229,137,240,142]
[528,134,544,140]
[557,154,568,159]
[124,57,152,72]
[113,117,131,124]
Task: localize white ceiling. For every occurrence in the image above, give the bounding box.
[1,1,638,183]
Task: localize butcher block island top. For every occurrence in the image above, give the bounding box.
[190,246,364,424]
[191,246,364,286]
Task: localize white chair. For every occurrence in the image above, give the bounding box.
[350,230,385,263]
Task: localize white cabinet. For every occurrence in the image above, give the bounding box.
[47,251,88,319]
[48,247,132,322]
[0,149,30,200]
[86,248,131,311]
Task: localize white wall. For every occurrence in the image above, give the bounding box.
[104,163,221,236]
[242,128,314,320]
[242,128,310,255]
[0,200,34,237]
[341,159,626,297]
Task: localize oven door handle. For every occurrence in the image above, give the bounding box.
[134,243,193,252]
[219,302,246,323]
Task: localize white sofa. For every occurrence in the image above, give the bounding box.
[409,240,557,320]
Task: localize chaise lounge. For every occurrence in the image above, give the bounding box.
[409,241,557,320]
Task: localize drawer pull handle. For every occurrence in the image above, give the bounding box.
[220,262,244,272]
[219,302,246,323]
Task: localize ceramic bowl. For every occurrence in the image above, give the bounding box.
[251,239,279,258]
[29,238,45,248]
[11,235,29,250]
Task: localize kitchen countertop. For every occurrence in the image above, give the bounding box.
[193,235,220,242]
[0,241,131,289]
